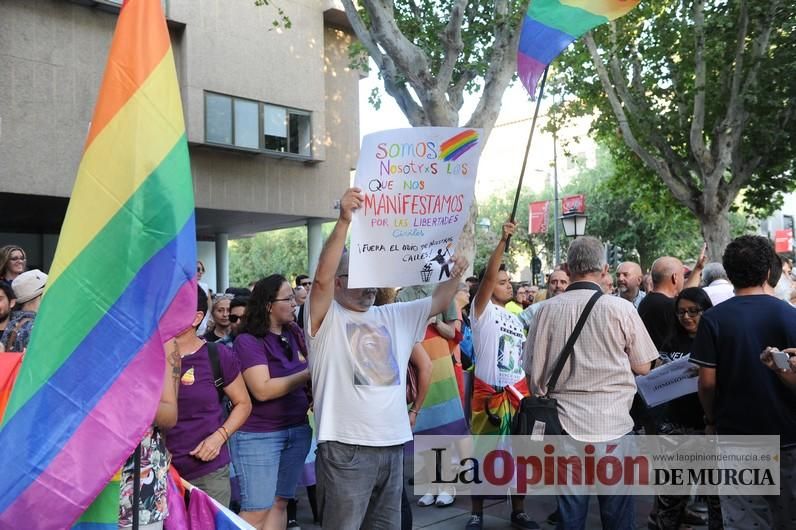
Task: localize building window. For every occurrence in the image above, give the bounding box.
[204,92,312,158]
[205,93,232,145]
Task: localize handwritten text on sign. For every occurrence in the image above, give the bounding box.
[349,127,482,288]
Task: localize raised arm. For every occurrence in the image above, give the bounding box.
[430,254,469,318]
[472,221,515,319]
[309,188,363,335]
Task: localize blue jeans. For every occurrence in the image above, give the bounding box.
[229,424,312,511]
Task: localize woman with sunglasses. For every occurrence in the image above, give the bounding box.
[231,274,311,530]
[0,246,27,287]
[651,287,722,530]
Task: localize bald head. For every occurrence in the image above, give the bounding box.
[547,269,569,297]
[650,256,685,297]
[616,261,643,301]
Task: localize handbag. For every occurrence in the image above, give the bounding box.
[512,290,602,438]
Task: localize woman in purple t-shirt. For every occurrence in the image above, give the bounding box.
[165,287,252,507]
[231,274,312,530]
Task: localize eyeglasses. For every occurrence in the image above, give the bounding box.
[279,335,294,360]
[229,314,242,323]
[274,294,296,303]
[10,256,25,262]
[676,308,703,318]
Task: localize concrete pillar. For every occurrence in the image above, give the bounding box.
[307,219,324,277]
[215,232,229,292]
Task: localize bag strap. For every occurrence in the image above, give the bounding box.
[206,341,225,402]
[547,290,602,393]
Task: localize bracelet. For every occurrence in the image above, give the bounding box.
[217,426,229,441]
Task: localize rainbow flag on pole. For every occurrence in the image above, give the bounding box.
[517,0,640,97]
[0,0,196,527]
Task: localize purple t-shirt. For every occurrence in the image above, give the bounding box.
[166,343,240,480]
[234,331,310,432]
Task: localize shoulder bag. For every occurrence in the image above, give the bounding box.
[512,290,602,438]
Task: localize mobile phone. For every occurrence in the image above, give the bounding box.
[771,350,793,372]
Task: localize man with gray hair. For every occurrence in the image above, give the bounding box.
[701,261,734,306]
[524,236,658,529]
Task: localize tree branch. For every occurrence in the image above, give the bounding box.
[690,0,712,178]
[341,0,426,124]
[436,0,468,90]
[584,32,695,208]
[466,0,528,134]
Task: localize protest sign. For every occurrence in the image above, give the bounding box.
[349,127,482,288]
[635,356,698,408]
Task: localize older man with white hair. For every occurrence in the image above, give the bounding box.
[701,262,734,306]
[524,236,658,529]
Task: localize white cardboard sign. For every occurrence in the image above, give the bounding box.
[349,127,482,288]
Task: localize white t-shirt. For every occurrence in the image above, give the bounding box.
[471,301,526,387]
[306,297,432,446]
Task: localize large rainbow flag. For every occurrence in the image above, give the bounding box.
[0,0,196,527]
[517,0,640,97]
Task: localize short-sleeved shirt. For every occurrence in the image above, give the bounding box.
[166,343,240,480]
[306,297,432,446]
[471,301,526,388]
[690,295,796,446]
[234,330,310,432]
[0,310,36,352]
[638,291,676,349]
[525,282,659,442]
[119,426,169,527]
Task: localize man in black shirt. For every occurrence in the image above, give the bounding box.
[638,256,685,349]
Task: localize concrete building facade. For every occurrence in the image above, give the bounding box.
[0,0,360,291]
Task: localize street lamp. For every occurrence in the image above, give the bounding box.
[560,212,587,238]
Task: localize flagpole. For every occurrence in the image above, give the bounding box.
[506,65,550,251]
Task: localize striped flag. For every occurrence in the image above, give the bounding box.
[0,0,196,527]
[517,0,640,97]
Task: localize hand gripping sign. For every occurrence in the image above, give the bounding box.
[349,127,482,288]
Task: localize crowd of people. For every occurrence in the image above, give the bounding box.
[2,187,796,530]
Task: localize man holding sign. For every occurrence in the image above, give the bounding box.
[305,187,468,529]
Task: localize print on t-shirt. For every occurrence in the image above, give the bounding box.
[347,322,400,386]
[494,310,525,388]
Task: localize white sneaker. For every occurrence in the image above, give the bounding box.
[417,493,436,507]
[435,488,455,506]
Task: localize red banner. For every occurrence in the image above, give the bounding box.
[561,194,586,214]
[529,201,550,234]
[775,228,793,253]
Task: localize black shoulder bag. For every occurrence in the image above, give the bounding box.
[512,290,602,438]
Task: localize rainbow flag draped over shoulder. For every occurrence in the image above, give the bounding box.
[517,0,640,97]
[0,0,196,527]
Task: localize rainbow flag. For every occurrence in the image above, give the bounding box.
[0,0,196,527]
[517,0,640,97]
[185,484,255,530]
[413,330,468,437]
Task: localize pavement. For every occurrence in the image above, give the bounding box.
[283,455,698,530]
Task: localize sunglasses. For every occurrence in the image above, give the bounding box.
[676,308,703,318]
[197,268,205,273]
[279,335,294,361]
[9,256,26,262]
[300,282,312,287]
[229,314,242,323]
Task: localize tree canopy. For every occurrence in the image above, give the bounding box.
[553,0,795,259]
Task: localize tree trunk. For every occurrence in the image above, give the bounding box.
[700,211,731,262]
[456,201,478,277]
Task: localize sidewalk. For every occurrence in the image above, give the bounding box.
[287,455,674,529]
